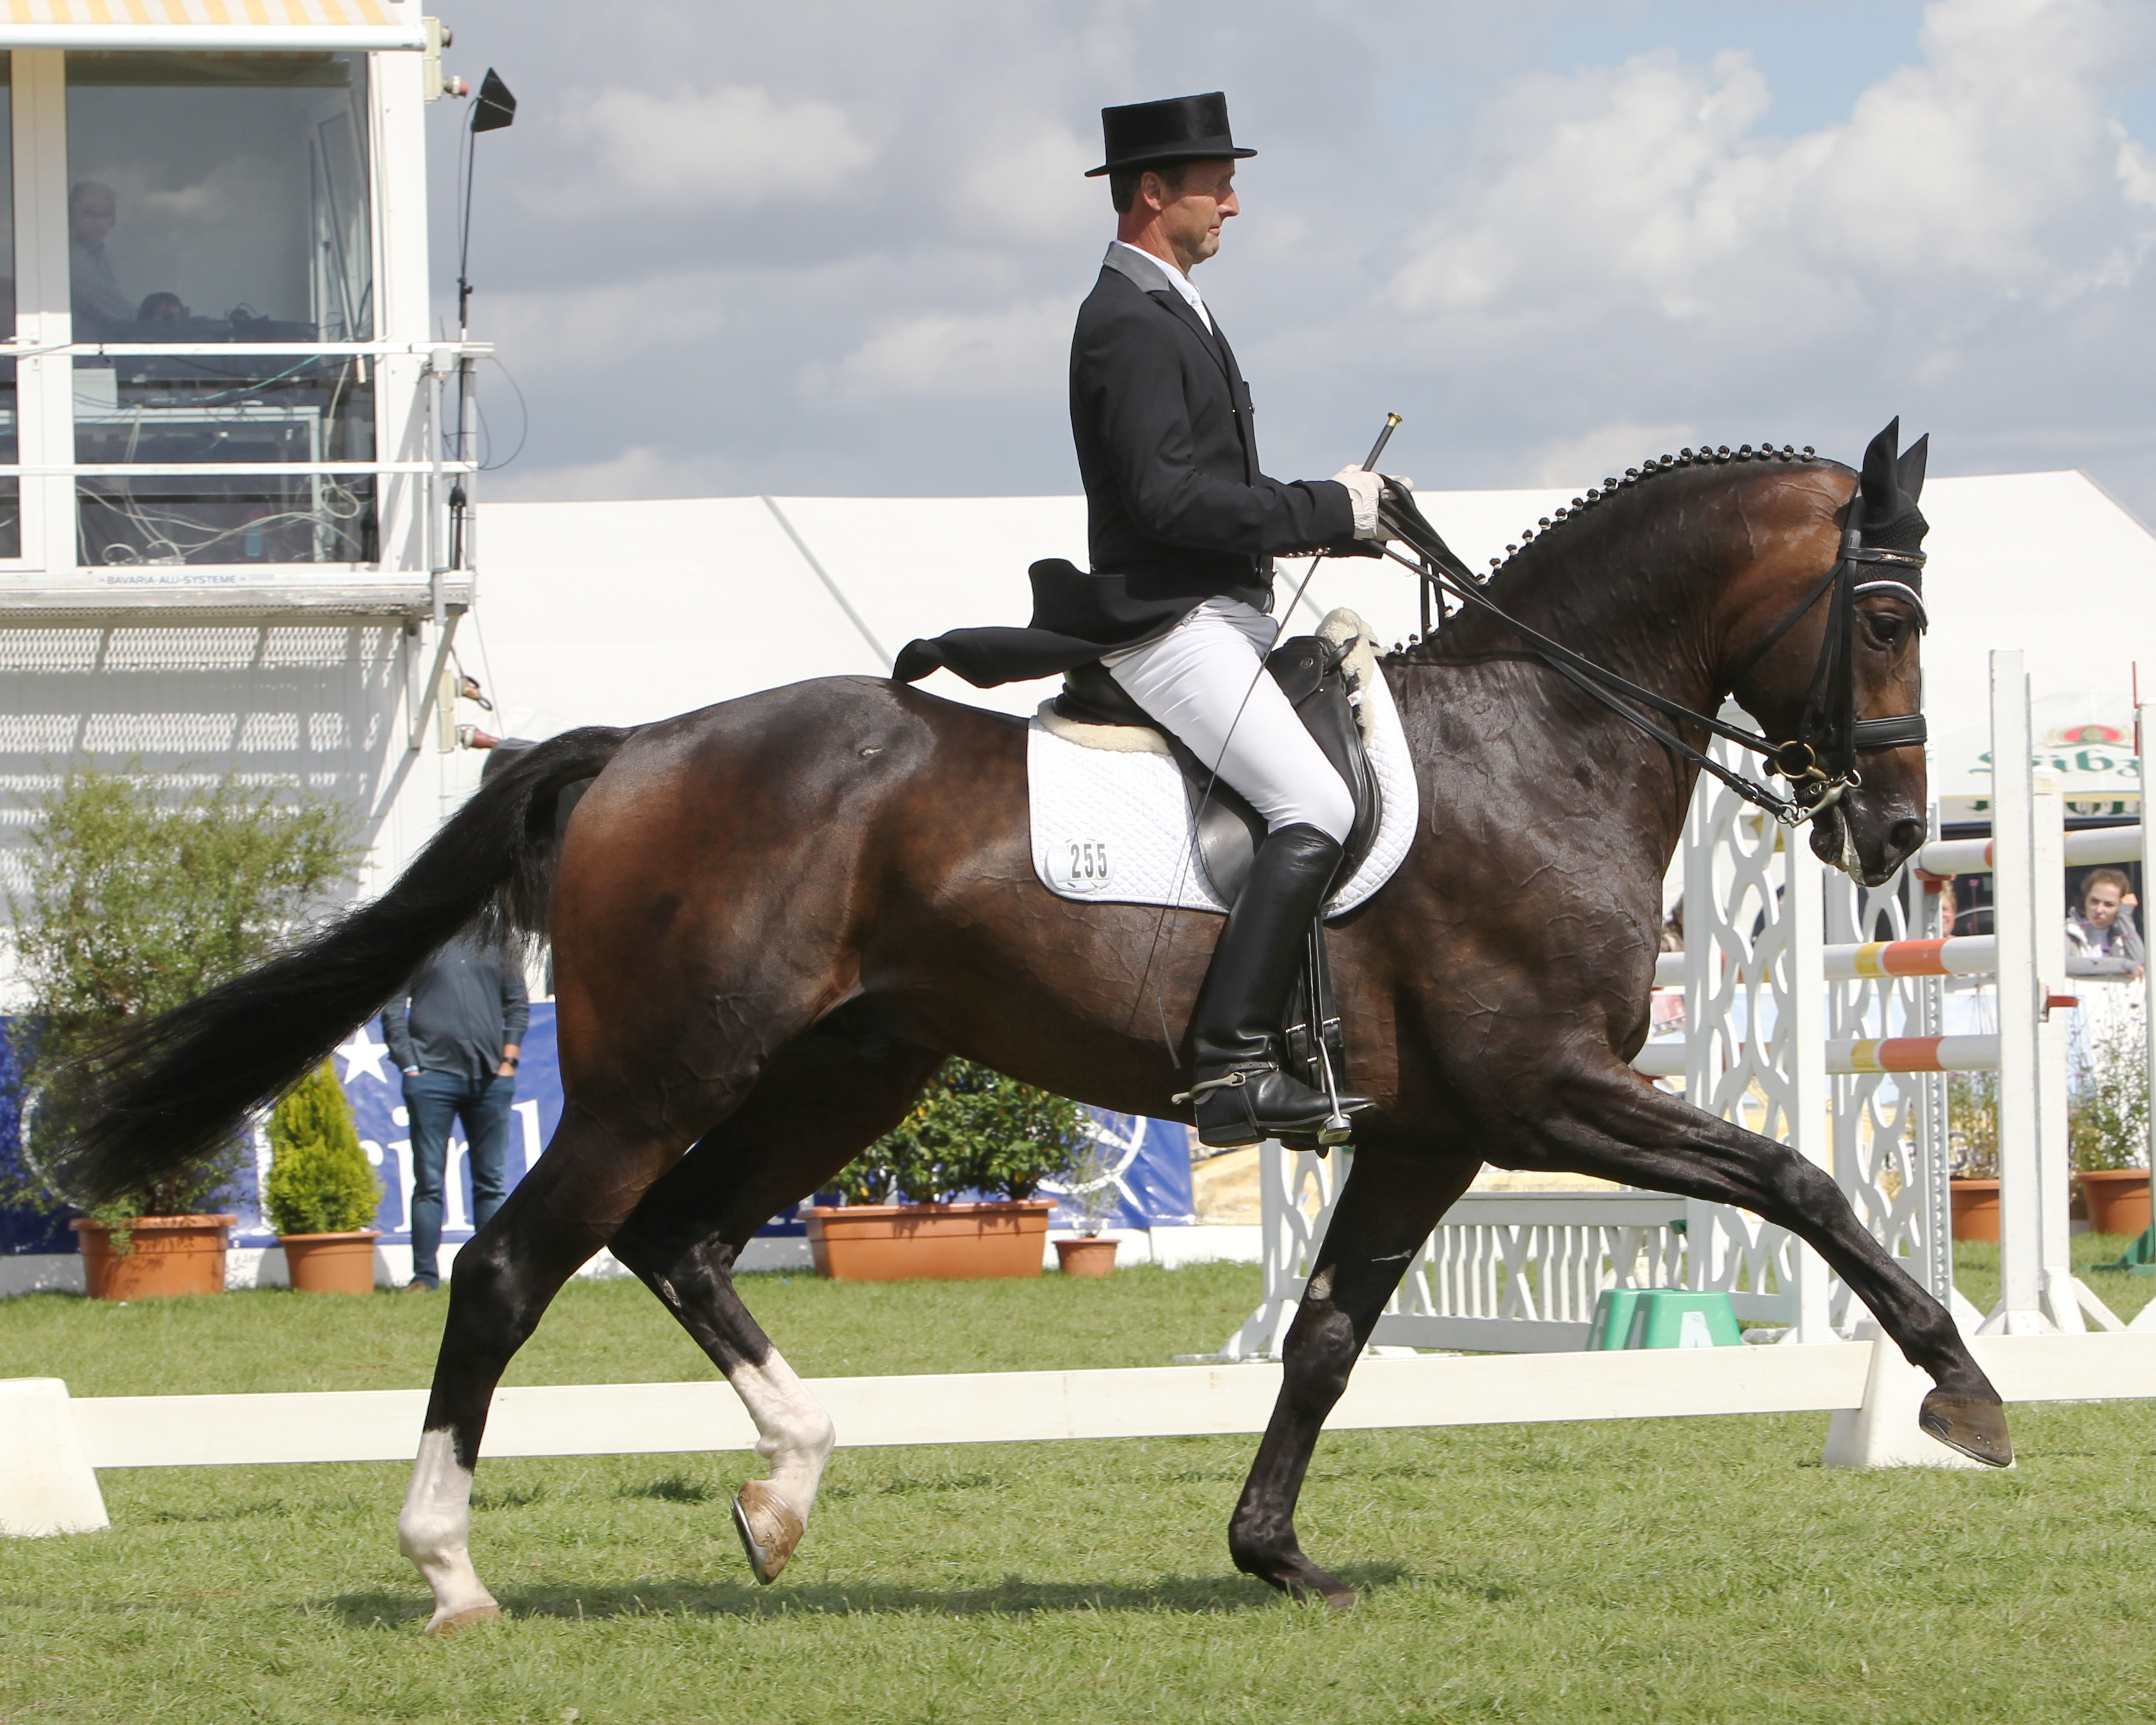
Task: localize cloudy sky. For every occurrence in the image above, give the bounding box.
[426,0,2156,519]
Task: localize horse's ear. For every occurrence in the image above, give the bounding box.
[1895,432,1929,504]
[1859,417,1902,518]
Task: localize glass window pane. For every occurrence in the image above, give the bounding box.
[78,473,376,569]
[74,352,375,464]
[65,52,372,342]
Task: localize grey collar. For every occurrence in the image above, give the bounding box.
[1101,241,1180,297]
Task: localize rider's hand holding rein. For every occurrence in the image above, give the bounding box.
[1330,467,1411,541]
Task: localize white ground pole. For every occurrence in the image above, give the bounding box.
[1986,651,2051,1335]
[1786,821,1836,1343]
[0,1380,108,1537]
[13,1334,2156,1486]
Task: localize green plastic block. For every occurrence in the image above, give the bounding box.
[1624,1289,1742,1349]
[1587,1287,1648,1351]
[2095,1225,2156,1276]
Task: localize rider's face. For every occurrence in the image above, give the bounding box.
[1152,160,1237,272]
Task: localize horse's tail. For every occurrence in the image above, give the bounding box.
[44,724,634,1209]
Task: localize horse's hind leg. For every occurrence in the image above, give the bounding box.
[610,1026,947,1583]
[396,1111,690,1632]
[1229,1142,1478,1608]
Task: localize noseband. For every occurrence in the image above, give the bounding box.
[1374,490,1928,828]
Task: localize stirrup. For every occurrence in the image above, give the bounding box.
[1180,1063,1368,1150]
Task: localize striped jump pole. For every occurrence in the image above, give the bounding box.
[1633,1035,2002,1079]
[1917,823,2145,879]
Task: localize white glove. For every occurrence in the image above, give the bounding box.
[1332,466,1384,539]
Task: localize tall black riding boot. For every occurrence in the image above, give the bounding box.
[1179,823,1371,1149]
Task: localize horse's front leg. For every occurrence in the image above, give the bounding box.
[1519,1055,2011,1467]
[1229,1143,1478,1607]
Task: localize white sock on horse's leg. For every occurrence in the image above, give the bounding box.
[725,1346,835,1583]
[397,1428,501,1632]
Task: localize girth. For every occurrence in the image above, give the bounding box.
[1054,630,1384,908]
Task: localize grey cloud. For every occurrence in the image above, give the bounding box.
[435,0,2156,519]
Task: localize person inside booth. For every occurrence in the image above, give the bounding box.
[67,180,132,338]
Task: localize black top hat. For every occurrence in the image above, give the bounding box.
[1086,91,1255,177]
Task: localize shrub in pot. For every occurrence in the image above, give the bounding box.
[265,1062,383,1294]
[3,765,355,1296]
[809,1060,1090,1280]
[1946,1074,2002,1242]
[1053,1133,1125,1278]
[2069,1008,2151,1238]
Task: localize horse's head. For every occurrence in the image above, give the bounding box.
[1729,419,1931,888]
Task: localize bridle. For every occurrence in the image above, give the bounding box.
[1374,486,1928,828]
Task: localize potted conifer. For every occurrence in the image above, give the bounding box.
[808,1060,1088,1280]
[265,1062,382,1295]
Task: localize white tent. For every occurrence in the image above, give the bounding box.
[473,471,2156,817]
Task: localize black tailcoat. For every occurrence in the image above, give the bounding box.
[894,245,1355,689]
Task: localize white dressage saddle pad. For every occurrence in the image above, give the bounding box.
[1026,631,1418,918]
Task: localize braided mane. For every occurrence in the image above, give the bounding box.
[1380,441,1832,663]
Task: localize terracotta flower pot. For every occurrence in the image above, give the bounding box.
[806,1201,1051,1281]
[1949,1179,2000,1243]
[279,1230,382,1295]
[2077,1169,2152,1239]
[1054,1237,1120,1278]
[70,1214,236,1300]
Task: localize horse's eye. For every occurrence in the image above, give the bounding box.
[1865,614,1907,649]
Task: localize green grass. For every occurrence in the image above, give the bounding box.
[0,1261,1268,1398]
[1949,1231,2156,1324]
[4,1259,2155,1723]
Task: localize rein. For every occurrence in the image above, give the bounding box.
[1374,487,1927,828]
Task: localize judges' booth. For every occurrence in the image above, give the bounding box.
[0,4,487,913]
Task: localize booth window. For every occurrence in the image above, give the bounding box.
[66,52,373,567]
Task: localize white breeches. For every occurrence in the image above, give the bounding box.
[1103,597,1356,842]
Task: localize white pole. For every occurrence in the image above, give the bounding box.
[2144,695,2155,1208]
[1986,651,2050,1334]
[1786,819,1836,1341]
[2032,778,2083,1331]
[2130,695,2156,1330]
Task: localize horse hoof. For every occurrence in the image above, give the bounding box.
[1287,1574,1359,1612]
[423,1602,502,1635]
[1919,1389,2014,1468]
[733,1480,805,1584]
[1240,1547,1358,1610]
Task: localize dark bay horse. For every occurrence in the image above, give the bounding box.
[54,436,2011,1630]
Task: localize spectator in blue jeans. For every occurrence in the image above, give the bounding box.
[380,934,529,1289]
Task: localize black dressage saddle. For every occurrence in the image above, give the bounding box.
[1051,628,1384,1149]
[1052,630,1383,908]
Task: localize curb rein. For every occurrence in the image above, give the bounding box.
[1372,490,1928,828]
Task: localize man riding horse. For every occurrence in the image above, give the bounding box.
[898,92,1389,1149]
